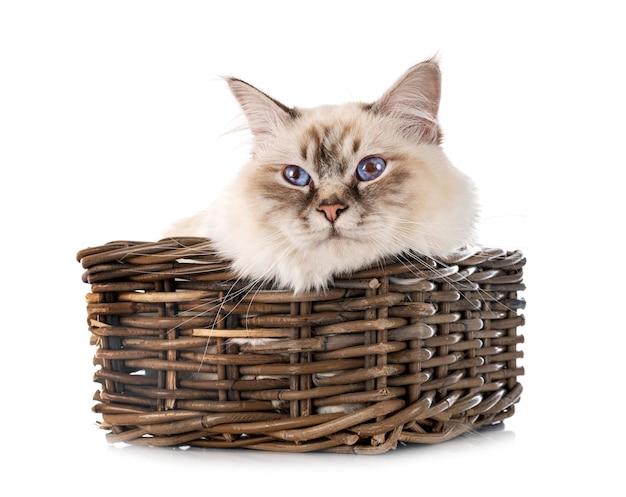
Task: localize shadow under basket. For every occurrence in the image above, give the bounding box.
[77,238,526,454]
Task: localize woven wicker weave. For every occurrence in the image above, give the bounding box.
[77,238,525,454]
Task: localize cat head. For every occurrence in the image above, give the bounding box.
[210,59,477,292]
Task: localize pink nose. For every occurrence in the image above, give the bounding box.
[317,203,346,223]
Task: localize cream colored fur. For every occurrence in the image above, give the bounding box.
[166,59,477,293]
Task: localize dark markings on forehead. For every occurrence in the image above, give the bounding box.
[300,122,355,176]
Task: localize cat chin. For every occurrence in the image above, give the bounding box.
[231,257,337,294]
[223,247,347,293]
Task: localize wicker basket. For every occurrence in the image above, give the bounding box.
[77,238,526,454]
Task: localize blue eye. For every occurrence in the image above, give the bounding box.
[356,156,386,182]
[283,165,311,187]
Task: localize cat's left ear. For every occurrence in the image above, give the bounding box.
[226,77,295,138]
[371,59,441,143]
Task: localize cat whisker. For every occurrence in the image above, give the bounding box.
[355,227,510,313]
[393,249,518,314]
[187,234,297,369]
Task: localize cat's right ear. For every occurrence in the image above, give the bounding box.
[226,78,296,137]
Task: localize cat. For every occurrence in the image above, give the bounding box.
[167,57,477,292]
[166,57,478,414]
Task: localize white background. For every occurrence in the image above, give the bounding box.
[2,1,624,495]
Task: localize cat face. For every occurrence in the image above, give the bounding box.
[209,59,477,292]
